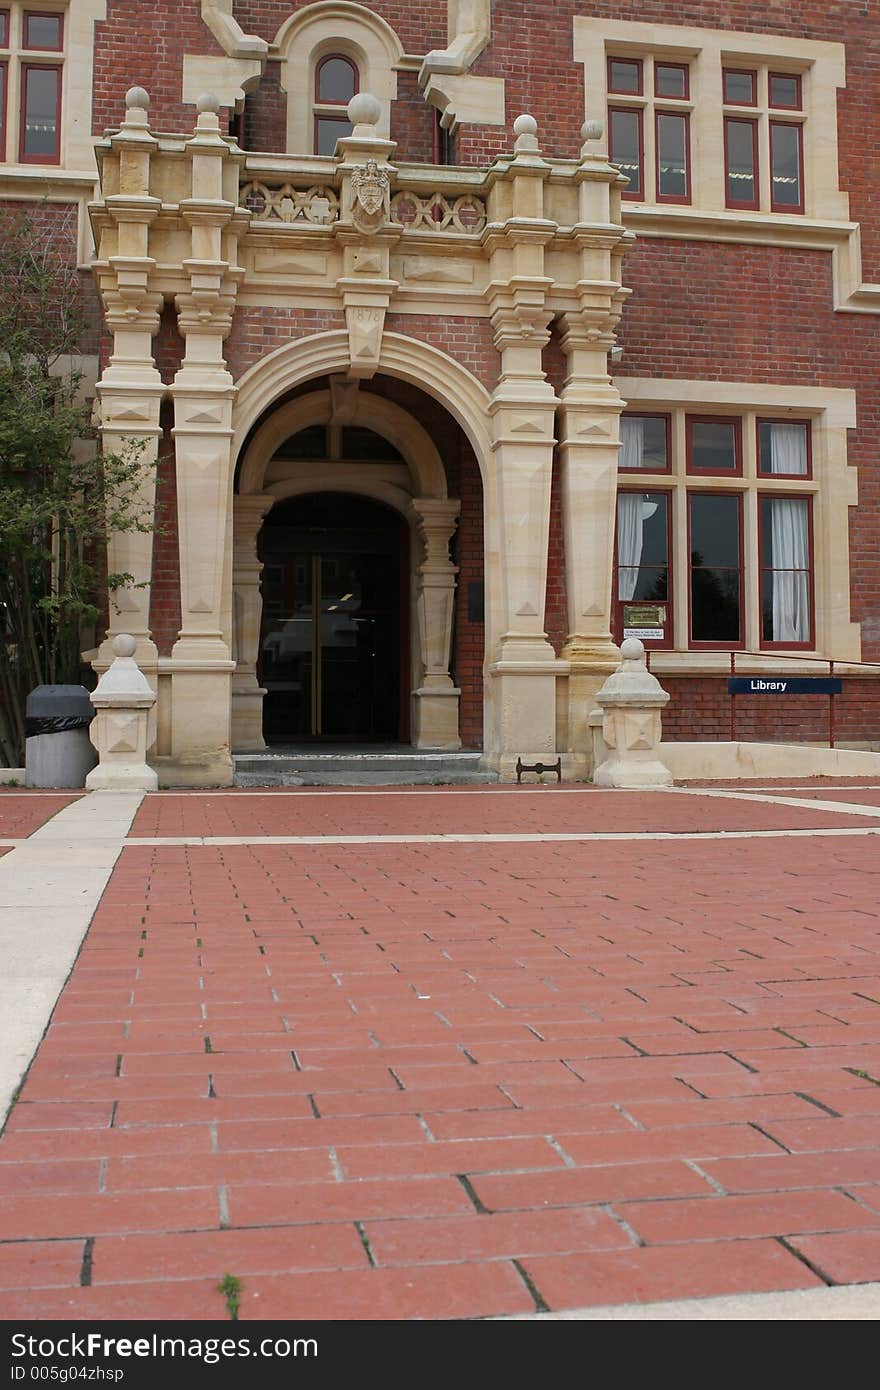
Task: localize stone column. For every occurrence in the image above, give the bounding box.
[485,116,566,778]
[168,94,245,786]
[231,493,274,751]
[411,498,461,749]
[92,88,164,682]
[559,123,633,776]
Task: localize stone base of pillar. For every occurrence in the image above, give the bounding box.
[412,687,461,750]
[231,678,267,751]
[486,659,568,771]
[151,755,234,788]
[87,761,158,792]
[564,663,619,773]
[169,659,235,786]
[593,756,673,789]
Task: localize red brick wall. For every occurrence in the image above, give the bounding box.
[662,677,880,747]
[243,60,286,153]
[383,314,499,392]
[93,2,226,136]
[225,306,346,382]
[615,237,880,669]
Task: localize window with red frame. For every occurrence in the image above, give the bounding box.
[618,414,670,471]
[758,419,811,477]
[0,10,8,46]
[655,109,689,202]
[314,53,357,155]
[607,56,642,95]
[770,120,803,212]
[608,106,642,198]
[724,116,759,209]
[687,416,742,474]
[723,68,757,106]
[19,61,60,161]
[769,72,801,111]
[655,62,688,100]
[688,492,743,646]
[759,494,813,646]
[23,10,62,49]
[614,490,672,647]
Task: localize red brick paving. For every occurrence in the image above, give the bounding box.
[2,787,880,1318]
[129,787,880,836]
[0,792,80,837]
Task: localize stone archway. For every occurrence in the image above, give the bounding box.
[232,382,462,751]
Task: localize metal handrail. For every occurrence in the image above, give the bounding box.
[644,646,880,748]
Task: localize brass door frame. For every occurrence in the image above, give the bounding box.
[310,553,322,736]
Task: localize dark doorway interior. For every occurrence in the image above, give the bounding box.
[259,492,407,742]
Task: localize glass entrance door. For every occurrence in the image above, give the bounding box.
[259,494,405,742]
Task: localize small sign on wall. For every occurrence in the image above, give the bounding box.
[623,604,665,643]
[728,677,843,695]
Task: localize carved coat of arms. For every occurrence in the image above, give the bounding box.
[351,159,390,231]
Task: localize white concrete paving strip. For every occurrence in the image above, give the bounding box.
[502,1282,880,1321]
[123,825,880,847]
[0,792,144,1127]
[669,785,880,817]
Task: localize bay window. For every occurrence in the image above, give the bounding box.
[614,410,817,652]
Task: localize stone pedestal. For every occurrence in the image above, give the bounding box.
[592,638,673,788]
[86,635,158,791]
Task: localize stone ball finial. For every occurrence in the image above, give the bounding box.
[620,636,647,664]
[513,113,538,138]
[197,92,220,115]
[581,118,604,143]
[112,634,138,659]
[513,113,540,155]
[125,86,150,111]
[348,92,381,128]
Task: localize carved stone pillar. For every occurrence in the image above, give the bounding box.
[558,311,626,776]
[411,498,461,749]
[168,94,246,786]
[231,494,274,750]
[485,116,566,778]
[558,122,633,775]
[92,88,163,682]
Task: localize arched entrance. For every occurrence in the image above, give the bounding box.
[231,380,466,754]
[259,492,408,743]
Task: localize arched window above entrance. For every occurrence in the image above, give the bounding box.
[313,53,358,155]
[274,3,403,155]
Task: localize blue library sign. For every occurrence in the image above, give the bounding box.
[727,677,842,695]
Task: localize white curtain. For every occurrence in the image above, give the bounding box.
[617,493,644,601]
[769,423,807,475]
[770,497,810,642]
[620,416,645,470]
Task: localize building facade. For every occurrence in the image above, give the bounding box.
[2,1,878,783]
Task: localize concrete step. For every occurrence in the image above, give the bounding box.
[233,748,498,787]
